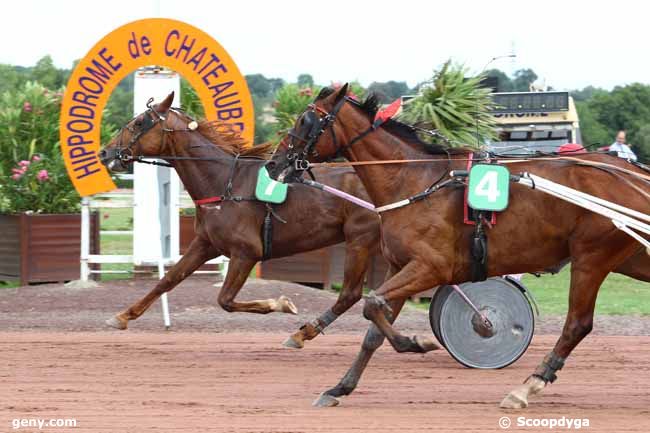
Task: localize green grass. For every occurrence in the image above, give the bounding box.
[409,267,650,316]
[99,207,133,231]
[522,266,650,316]
[98,208,133,281]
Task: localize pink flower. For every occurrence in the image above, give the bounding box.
[23,102,32,112]
[11,173,22,180]
[36,170,49,182]
[18,160,30,167]
[32,155,41,162]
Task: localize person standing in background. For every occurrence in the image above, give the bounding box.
[609,130,638,161]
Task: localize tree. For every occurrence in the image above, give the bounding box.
[400,61,496,146]
[297,73,314,88]
[485,69,513,92]
[245,74,273,99]
[367,80,411,103]
[512,68,538,92]
[575,101,611,147]
[267,78,285,93]
[0,64,22,94]
[271,83,321,140]
[30,56,64,89]
[104,73,134,129]
[633,124,650,163]
[180,78,204,119]
[571,85,606,102]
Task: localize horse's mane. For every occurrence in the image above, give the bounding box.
[316,87,466,156]
[171,110,274,159]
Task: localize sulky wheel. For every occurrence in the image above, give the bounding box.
[428,277,535,369]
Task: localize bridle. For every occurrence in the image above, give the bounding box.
[282,95,372,172]
[105,98,202,168]
[111,98,170,165]
[281,95,443,175]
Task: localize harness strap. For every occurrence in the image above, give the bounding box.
[262,205,274,260]
[225,154,240,199]
[194,196,223,205]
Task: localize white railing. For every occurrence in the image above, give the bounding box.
[79,189,229,329]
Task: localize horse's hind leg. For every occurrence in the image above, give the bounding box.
[313,298,405,407]
[216,255,297,314]
[501,237,639,409]
[285,241,371,349]
[107,236,218,329]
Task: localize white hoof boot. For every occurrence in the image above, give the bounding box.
[500,377,546,409]
[282,335,304,349]
[106,316,127,330]
[312,392,340,408]
[276,295,298,314]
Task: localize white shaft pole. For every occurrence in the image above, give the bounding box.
[519,174,650,236]
[80,197,90,282]
[158,259,171,330]
[528,174,650,223]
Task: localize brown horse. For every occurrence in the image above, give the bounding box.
[268,84,650,408]
[98,92,381,348]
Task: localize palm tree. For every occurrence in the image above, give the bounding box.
[400,61,497,147]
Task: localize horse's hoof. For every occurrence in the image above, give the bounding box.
[312,392,340,408]
[414,335,440,353]
[500,390,528,409]
[106,316,127,330]
[278,295,298,315]
[283,335,304,349]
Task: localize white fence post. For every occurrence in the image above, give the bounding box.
[80,197,90,283]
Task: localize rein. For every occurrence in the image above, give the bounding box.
[307,156,650,184]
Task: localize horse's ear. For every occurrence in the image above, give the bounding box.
[157,91,174,113]
[333,83,349,104]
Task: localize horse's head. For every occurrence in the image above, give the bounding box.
[267,84,355,182]
[99,92,182,172]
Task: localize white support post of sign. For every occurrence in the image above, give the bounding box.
[133,67,181,329]
[80,197,91,282]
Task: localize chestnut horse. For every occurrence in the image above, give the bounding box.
[268,85,650,408]
[98,92,381,348]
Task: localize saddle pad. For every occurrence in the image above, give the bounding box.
[255,166,288,204]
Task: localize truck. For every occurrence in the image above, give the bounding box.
[488,91,581,155]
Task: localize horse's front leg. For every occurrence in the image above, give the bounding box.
[217,255,297,314]
[362,260,443,353]
[107,236,218,329]
[500,239,638,409]
[284,241,371,349]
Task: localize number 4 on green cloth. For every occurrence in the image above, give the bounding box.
[467,164,510,211]
[255,166,288,204]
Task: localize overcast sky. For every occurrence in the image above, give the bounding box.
[3,0,649,90]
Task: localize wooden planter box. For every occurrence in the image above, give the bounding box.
[0,213,99,285]
[259,243,390,291]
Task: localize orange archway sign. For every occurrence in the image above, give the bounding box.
[60,18,254,196]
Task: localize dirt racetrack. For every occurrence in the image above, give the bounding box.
[2,277,650,432]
